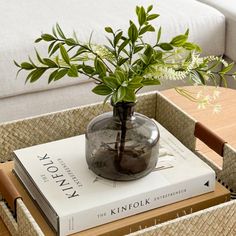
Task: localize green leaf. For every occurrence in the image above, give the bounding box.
[71,47,89,59]
[121,81,128,87]
[55,56,59,65]
[15,69,22,79]
[139,25,155,35]
[128,22,138,43]
[184,52,192,63]
[48,69,58,84]
[104,45,115,56]
[156,27,162,44]
[25,70,36,83]
[54,68,68,81]
[220,74,228,87]
[154,50,163,60]
[147,14,159,21]
[130,76,143,83]
[41,34,56,42]
[115,70,126,84]
[105,27,113,34]
[92,84,112,95]
[138,6,146,26]
[195,71,206,85]
[185,28,189,36]
[194,44,202,52]
[114,31,123,46]
[147,5,153,13]
[118,39,130,54]
[43,58,58,67]
[56,23,66,39]
[206,60,220,71]
[35,38,42,43]
[20,62,34,70]
[142,78,160,85]
[117,86,126,101]
[82,65,95,74]
[190,71,202,85]
[103,76,119,89]
[65,38,77,46]
[159,43,173,51]
[48,41,56,53]
[170,35,188,47]
[35,50,45,64]
[49,42,61,56]
[103,94,112,106]
[140,54,149,64]
[94,57,106,76]
[52,26,57,38]
[118,57,129,66]
[30,68,47,83]
[134,45,144,54]
[144,44,153,57]
[220,62,234,74]
[183,42,196,51]
[73,31,79,43]
[136,6,140,16]
[111,92,118,103]
[124,88,136,102]
[122,48,129,57]
[106,36,114,47]
[128,82,143,90]
[28,56,37,67]
[14,60,20,68]
[88,31,94,46]
[60,44,70,65]
[67,65,78,77]
[208,73,218,86]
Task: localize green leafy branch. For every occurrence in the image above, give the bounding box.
[15,5,236,105]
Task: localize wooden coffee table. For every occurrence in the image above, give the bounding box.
[162,86,236,168]
[1,86,236,235]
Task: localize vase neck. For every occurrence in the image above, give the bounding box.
[112,102,135,121]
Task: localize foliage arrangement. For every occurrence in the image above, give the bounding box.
[15,5,236,108]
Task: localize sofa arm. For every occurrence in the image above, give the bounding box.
[198,0,236,62]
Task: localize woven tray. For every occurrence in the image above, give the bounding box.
[0,91,236,236]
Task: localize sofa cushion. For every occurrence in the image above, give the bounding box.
[198,0,236,61]
[0,0,225,99]
[0,79,190,123]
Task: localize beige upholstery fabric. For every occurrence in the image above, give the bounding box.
[0,79,189,123]
[199,0,236,61]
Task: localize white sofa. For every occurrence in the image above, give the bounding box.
[0,0,233,123]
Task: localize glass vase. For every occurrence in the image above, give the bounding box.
[85,102,160,181]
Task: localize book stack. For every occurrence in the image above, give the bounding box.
[13,122,230,236]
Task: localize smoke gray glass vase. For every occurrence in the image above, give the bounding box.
[86,102,159,181]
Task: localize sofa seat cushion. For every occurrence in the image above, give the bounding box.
[198,0,236,61]
[0,0,225,99]
[0,79,190,123]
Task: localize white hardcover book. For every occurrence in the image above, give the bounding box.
[13,122,215,236]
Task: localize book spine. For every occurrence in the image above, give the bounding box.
[59,172,215,236]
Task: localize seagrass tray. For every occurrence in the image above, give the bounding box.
[0,91,236,236]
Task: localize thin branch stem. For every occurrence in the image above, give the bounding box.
[78,70,102,83]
